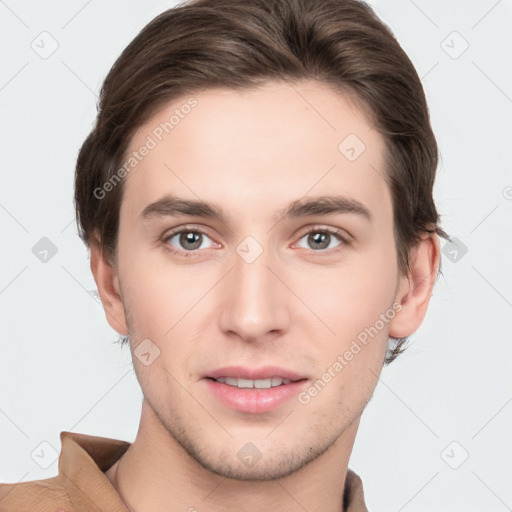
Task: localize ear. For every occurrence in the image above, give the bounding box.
[388,232,441,338]
[89,232,129,335]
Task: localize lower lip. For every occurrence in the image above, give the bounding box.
[203,378,308,414]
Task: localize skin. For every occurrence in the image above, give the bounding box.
[92,79,440,511]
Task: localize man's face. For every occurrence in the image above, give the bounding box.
[114,79,403,479]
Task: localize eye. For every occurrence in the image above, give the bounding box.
[161,225,350,258]
[162,227,216,257]
[295,227,348,253]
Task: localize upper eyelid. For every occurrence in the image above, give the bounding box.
[162,224,215,242]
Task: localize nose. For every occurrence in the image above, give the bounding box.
[218,243,291,343]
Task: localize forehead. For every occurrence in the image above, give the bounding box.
[120,79,391,227]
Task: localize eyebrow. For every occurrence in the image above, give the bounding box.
[139,193,372,224]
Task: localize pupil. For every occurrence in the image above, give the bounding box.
[310,232,329,250]
[181,232,202,250]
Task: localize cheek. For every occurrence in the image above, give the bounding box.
[116,236,196,332]
[303,260,395,404]
[117,249,213,379]
[303,254,397,339]
[296,257,397,394]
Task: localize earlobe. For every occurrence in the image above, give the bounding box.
[89,233,129,335]
[388,233,440,338]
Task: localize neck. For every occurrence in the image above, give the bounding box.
[106,400,360,512]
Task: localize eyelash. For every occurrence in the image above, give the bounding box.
[161,224,351,259]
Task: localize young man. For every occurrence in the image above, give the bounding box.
[0,0,448,510]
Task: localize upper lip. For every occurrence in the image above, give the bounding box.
[205,365,308,382]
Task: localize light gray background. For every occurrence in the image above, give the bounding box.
[1,1,511,510]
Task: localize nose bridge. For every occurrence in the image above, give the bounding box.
[220,239,289,340]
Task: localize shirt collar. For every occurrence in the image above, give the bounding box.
[59,430,130,511]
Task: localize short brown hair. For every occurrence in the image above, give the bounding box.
[74,0,449,363]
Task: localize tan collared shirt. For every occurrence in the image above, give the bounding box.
[0,431,368,511]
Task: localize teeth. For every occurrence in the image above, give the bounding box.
[238,378,253,388]
[215,377,292,388]
[255,378,272,389]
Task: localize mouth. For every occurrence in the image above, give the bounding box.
[205,376,299,388]
[202,366,309,413]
